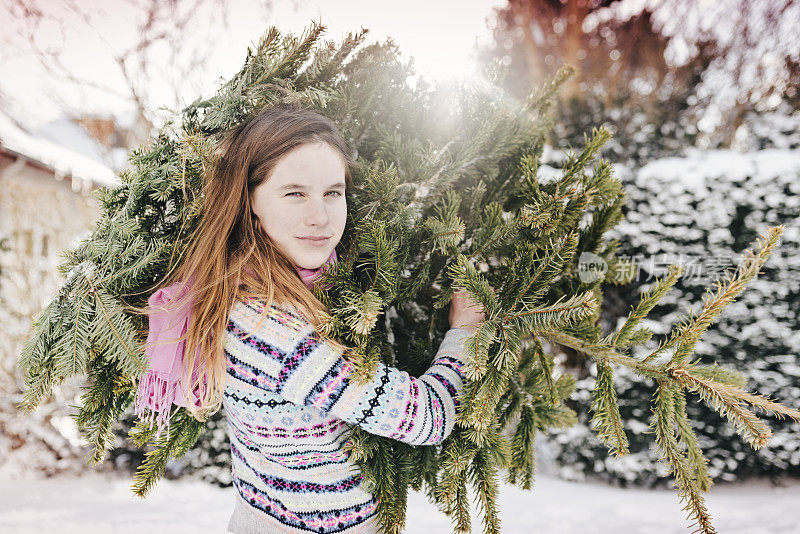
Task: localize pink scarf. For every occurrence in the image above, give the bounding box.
[133,249,337,437]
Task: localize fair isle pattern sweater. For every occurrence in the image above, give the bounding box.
[222,297,473,534]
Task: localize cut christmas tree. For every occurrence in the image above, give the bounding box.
[16,21,800,534]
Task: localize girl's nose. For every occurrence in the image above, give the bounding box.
[305,198,330,226]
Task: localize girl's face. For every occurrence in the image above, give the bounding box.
[251,141,347,270]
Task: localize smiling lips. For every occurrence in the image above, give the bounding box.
[298,236,330,247]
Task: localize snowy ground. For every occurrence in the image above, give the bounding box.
[1,470,798,533]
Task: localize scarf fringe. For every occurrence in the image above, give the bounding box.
[134,365,209,439]
[134,370,179,439]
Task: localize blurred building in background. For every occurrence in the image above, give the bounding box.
[0,110,119,479]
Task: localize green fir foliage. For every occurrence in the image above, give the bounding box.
[16,21,800,534]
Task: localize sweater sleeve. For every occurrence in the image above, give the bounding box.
[225,299,474,445]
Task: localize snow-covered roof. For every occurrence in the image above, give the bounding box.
[0,111,118,188]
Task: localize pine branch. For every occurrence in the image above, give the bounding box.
[496,388,522,432]
[507,232,579,313]
[541,329,663,378]
[610,264,682,348]
[90,285,147,377]
[651,380,717,534]
[589,358,629,457]
[645,226,784,365]
[582,160,625,207]
[130,410,203,497]
[507,405,537,490]
[490,321,522,371]
[247,22,325,90]
[507,291,597,334]
[453,472,471,534]
[425,209,466,256]
[296,28,370,87]
[16,300,63,413]
[53,290,91,378]
[560,127,613,189]
[467,202,533,264]
[530,336,556,404]
[552,193,589,236]
[334,288,383,337]
[689,362,746,388]
[525,64,575,112]
[74,360,127,466]
[672,388,712,492]
[435,429,477,533]
[459,366,514,434]
[468,449,501,534]
[671,368,800,448]
[388,443,412,534]
[576,202,624,270]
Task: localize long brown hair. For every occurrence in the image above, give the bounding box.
[130,102,355,422]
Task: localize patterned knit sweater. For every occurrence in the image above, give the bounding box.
[222,297,474,534]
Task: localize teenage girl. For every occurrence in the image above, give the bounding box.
[153,103,486,533]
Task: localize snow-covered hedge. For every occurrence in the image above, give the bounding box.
[547,146,800,486]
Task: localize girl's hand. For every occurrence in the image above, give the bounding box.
[449,289,488,332]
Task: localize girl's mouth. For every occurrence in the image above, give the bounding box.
[298,237,330,247]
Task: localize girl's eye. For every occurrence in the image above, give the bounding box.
[285,191,343,198]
